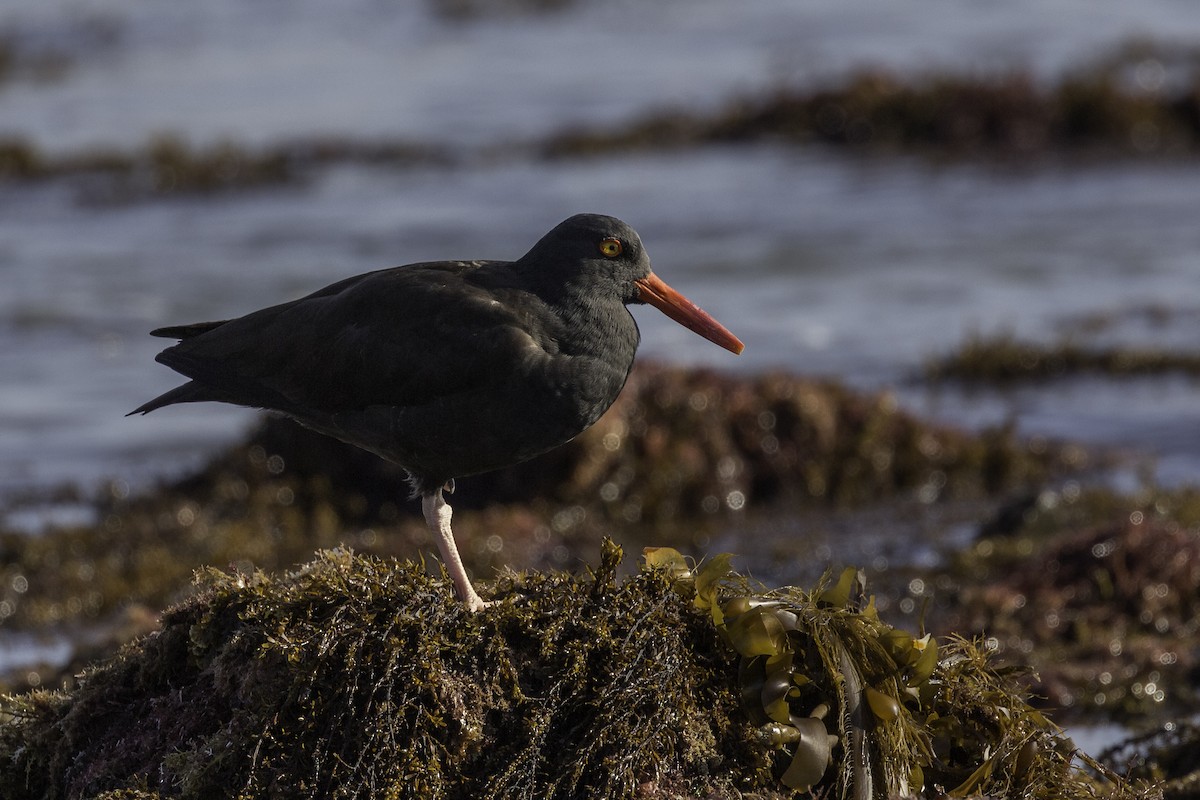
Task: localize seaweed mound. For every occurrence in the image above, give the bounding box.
[0,545,1150,799]
[0,546,761,800]
[0,363,1071,644]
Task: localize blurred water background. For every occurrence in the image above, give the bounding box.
[3,0,1200,511]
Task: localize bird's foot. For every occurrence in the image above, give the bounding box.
[462,594,493,613]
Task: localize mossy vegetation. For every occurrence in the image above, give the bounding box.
[0,135,445,199]
[0,546,752,799]
[0,544,1151,799]
[1104,718,1200,793]
[544,42,1200,159]
[0,365,1070,648]
[1,375,1195,796]
[932,484,1200,724]
[5,41,1200,200]
[239,364,1075,522]
[2,366,1194,795]
[0,136,293,196]
[923,332,1200,384]
[429,0,574,20]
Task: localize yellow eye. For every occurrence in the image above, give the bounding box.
[598,237,623,258]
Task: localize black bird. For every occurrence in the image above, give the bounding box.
[131,214,743,611]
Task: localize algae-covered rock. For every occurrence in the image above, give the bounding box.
[199,363,1072,522]
[1105,718,1200,798]
[543,41,1200,160]
[0,364,1069,644]
[923,332,1200,384]
[934,486,1200,723]
[0,546,766,800]
[0,546,1151,799]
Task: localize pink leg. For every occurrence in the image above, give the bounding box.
[422,488,489,612]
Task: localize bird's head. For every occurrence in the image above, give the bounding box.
[520,213,744,355]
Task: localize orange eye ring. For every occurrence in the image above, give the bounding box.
[598,237,623,258]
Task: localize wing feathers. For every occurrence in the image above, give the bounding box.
[139,261,551,416]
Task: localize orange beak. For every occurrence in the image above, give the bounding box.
[634,272,745,355]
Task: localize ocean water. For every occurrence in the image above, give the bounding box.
[5,0,1200,151]
[4,0,1200,700]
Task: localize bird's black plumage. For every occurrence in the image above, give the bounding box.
[132,213,743,609]
[133,214,654,490]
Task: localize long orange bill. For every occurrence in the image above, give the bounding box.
[634,271,745,355]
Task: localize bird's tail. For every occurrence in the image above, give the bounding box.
[127,381,221,416]
[150,320,227,339]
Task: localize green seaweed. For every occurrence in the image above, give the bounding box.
[661,555,1134,799]
[544,42,1200,160]
[0,134,445,199]
[934,484,1200,723]
[1,545,765,800]
[0,365,1068,649]
[0,545,1152,799]
[1102,718,1200,798]
[5,40,1200,201]
[922,332,1200,384]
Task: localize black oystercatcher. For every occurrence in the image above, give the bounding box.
[131,214,743,611]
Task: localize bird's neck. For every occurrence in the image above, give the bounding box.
[552,291,640,362]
